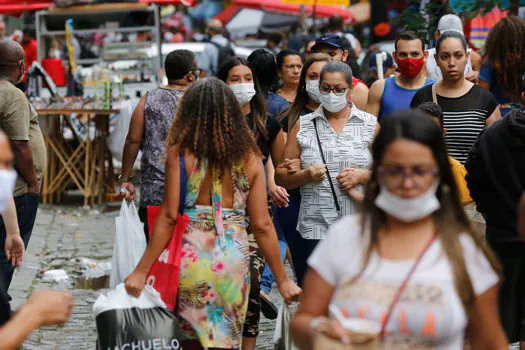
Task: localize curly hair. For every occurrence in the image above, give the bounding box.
[166,77,260,170]
[483,16,525,103]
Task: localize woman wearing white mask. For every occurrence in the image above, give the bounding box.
[274,53,330,288]
[276,60,379,286]
[216,58,299,350]
[291,112,507,350]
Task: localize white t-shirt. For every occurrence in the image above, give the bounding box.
[426,48,473,82]
[308,215,498,349]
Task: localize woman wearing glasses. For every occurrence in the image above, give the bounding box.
[291,111,507,350]
[268,50,303,114]
[120,50,199,239]
[276,60,379,285]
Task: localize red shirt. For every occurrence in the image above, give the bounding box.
[22,39,38,76]
[352,76,367,88]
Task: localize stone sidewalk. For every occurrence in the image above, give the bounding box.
[9,204,518,350]
[10,204,283,350]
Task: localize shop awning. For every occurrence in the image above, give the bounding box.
[215,4,241,24]
[0,0,52,15]
[232,0,356,21]
[0,0,195,15]
[139,0,195,5]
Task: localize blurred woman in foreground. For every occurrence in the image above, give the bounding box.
[291,111,507,350]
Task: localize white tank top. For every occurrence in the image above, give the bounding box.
[426,47,473,81]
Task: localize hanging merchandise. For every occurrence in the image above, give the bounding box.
[469,7,508,49]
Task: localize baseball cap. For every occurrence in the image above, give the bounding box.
[437,14,464,35]
[311,33,344,52]
[368,51,394,74]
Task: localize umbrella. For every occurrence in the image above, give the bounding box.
[232,0,356,22]
[223,7,299,36]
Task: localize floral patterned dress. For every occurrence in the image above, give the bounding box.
[177,159,251,349]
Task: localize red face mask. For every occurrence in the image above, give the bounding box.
[396,57,425,78]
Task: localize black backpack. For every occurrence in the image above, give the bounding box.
[210,41,235,74]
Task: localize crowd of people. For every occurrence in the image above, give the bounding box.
[119,13,525,350]
[1,8,525,350]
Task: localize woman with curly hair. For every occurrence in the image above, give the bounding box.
[125,78,300,350]
[216,57,299,350]
[479,16,525,116]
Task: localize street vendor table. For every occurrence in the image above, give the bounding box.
[37,106,119,205]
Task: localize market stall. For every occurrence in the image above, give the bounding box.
[33,97,128,205]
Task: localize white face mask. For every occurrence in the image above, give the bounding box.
[319,92,348,113]
[0,170,17,214]
[305,79,321,103]
[229,83,256,107]
[375,183,441,223]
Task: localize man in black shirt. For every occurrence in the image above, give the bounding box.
[465,75,525,345]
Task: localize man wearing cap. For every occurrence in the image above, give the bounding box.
[366,31,433,121]
[198,19,232,77]
[311,33,369,110]
[424,14,481,83]
[364,50,396,87]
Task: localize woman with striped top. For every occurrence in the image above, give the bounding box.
[411,31,501,165]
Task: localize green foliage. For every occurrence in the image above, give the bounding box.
[392,0,505,42]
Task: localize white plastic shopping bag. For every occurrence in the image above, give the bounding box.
[94,284,182,349]
[109,200,147,288]
[273,303,298,350]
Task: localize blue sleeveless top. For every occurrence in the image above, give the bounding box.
[379,77,434,121]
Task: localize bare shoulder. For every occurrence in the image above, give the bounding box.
[243,153,264,182]
[369,79,386,96]
[354,81,369,93]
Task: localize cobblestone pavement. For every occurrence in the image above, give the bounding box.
[9,204,520,350]
[10,204,284,350]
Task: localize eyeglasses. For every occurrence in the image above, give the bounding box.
[319,85,349,96]
[190,68,202,77]
[377,166,439,188]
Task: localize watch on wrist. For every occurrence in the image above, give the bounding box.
[117,174,133,183]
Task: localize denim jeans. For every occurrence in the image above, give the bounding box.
[272,195,319,287]
[260,210,288,294]
[0,193,40,325]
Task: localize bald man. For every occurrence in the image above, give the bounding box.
[198,19,233,77]
[0,40,45,292]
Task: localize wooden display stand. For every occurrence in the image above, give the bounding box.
[38,108,119,205]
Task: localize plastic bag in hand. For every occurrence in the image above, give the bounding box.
[273,303,298,350]
[109,200,147,288]
[94,284,182,349]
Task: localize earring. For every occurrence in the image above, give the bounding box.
[441,184,450,194]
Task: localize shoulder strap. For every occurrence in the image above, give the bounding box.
[313,119,341,215]
[178,154,187,215]
[431,84,438,105]
[379,234,437,340]
[209,40,231,49]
